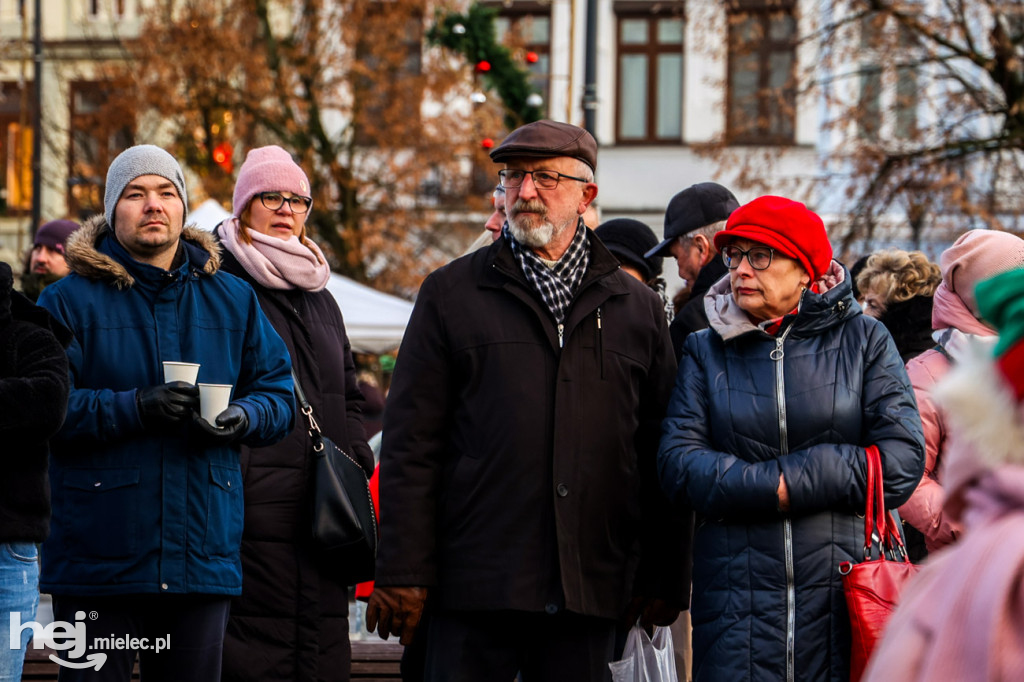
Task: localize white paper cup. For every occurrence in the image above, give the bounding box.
[198,383,233,425]
[163,361,200,385]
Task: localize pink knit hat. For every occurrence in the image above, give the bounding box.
[940,230,1024,319]
[232,145,311,217]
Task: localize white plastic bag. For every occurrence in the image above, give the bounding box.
[609,621,678,682]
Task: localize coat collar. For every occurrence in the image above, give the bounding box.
[482,229,626,295]
[65,214,221,289]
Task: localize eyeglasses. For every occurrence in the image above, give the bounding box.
[498,169,588,190]
[722,244,775,271]
[258,192,313,214]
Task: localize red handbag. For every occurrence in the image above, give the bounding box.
[838,445,919,682]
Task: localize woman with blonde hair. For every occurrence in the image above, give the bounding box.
[214,145,374,681]
[856,249,940,362]
[899,231,1024,557]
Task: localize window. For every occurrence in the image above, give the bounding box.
[494,10,551,116]
[858,13,918,141]
[89,0,126,18]
[727,1,797,144]
[0,82,34,215]
[353,10,424,146]
[858,66,882,141]
[614,8,684,143]
[68,82,134,219]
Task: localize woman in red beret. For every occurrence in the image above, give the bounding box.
[657,195,925,681]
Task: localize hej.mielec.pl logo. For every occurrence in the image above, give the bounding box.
[10,610,171,671]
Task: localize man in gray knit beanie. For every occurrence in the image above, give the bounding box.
[34,143,295,681]
[104,144,189,228]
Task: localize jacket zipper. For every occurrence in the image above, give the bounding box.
[772,325,796,682]
[491,258,613,353]
[596,307,604,379]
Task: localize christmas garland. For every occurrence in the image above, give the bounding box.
[428,3,543,131]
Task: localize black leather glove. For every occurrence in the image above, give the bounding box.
[191,404,249,446]
[136,382,200,429]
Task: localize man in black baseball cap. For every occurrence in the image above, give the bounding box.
[646,182,739,359]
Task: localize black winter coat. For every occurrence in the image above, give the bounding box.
[216,240,373,682]
[0,262,70,542]
[878,295,935,363]
[658,263,925,681]
[376,235,690,619]
[669,257,728,361]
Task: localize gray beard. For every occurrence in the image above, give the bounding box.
[508,218,555,249]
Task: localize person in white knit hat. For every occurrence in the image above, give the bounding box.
[35,144,296,682]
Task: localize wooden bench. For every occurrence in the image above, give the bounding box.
[22,639,403,680]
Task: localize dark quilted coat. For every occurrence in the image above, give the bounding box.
[216,236,374,682]
[658,262,925,681]
[0,262,70,543]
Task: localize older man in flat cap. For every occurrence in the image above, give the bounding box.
[367,120,689,680]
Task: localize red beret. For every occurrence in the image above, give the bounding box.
[713,196,832,280]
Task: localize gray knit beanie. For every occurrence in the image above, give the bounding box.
[104,145,189,227]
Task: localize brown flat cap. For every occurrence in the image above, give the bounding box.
[489,120,597,171]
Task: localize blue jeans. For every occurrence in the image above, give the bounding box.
[0,542,40,681]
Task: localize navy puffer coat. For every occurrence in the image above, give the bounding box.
[658,262,924,681]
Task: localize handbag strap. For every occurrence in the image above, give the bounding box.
[291,369,326,452]
[863,444,910,562]
[863,445,878,558]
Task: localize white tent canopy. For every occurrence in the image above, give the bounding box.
[189,198,412,354]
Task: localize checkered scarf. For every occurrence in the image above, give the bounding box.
[505,218,590,325]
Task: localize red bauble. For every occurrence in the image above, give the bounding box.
[212,141,234,173]
[475,60,492,72]
[525,51,539,64]
[481,138,495,149]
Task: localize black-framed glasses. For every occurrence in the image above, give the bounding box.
[722,244,775,270]
[498,169,588,190]
[258,192,313,214]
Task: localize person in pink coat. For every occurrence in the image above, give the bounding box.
[898,230,1024,555]
[865,266,1024,682]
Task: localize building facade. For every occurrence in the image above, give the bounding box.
[6,0,1007,272]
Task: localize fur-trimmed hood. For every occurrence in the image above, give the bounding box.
[65,214,221,288]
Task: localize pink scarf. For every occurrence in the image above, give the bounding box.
[219,217,330,292]
[864,467,1024,681]
[932,282,995,337]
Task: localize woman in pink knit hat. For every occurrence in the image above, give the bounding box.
[214,146,374,682]
[898,229,1024,558]
[865,266,1024,681]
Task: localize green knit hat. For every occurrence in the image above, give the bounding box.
[975,267,1024,400]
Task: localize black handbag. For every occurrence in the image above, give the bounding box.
[293,371,377,584]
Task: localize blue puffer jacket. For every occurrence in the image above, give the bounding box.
[37,217,295,597]
[658,262,924,682]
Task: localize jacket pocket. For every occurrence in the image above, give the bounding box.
[203,463,243,558]
[64,468,140,560]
